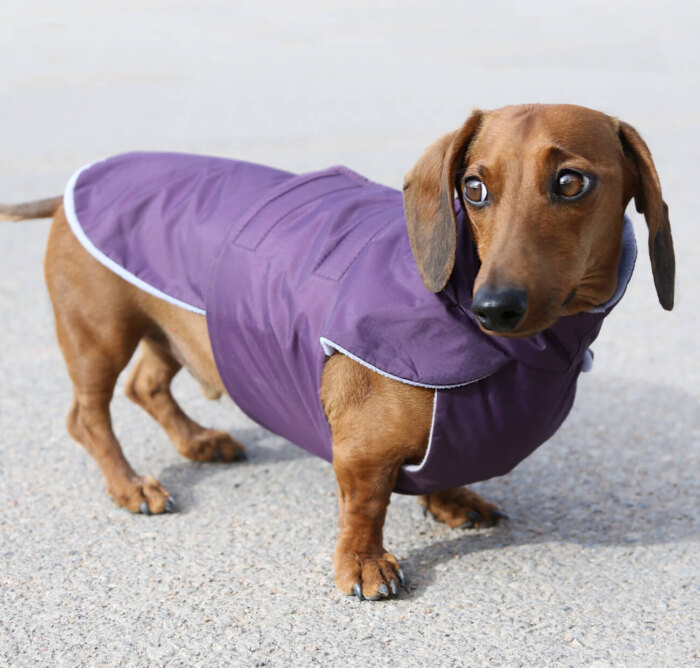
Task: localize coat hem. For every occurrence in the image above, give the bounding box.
[319,337,502,389]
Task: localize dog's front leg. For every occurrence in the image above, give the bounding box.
[321,354,433,599]
[332,444,403,600]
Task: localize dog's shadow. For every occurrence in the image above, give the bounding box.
[155,426,312,512]
[393,376,698,597]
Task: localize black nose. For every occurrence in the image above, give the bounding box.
[471,286,528,333]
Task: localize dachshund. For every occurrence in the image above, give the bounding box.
[0,104,674,600]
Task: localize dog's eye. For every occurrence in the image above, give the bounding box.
[463,178,488,206]
[554,170,591,200]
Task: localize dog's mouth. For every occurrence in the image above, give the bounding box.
[562,288,577,308]
[478,322,549,339]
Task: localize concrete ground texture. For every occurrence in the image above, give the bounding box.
[1,1,698,666]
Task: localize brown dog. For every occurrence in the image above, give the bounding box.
[1,104,674,601]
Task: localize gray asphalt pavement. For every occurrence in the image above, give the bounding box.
[1,2,698,666]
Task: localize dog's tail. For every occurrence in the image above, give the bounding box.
[0,196,63,222]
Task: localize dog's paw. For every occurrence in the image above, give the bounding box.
[109,475,175,515]
[419,486,508,529]
[179,429,247,463]
[335,551,405,601]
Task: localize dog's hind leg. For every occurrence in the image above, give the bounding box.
[124,337,246,463]
[63,356,173,515]
[45,209,173,514]
[418,487,508,529]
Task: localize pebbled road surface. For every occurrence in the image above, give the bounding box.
[1,2,698,666]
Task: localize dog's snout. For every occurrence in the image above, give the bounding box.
[471,286,528,333]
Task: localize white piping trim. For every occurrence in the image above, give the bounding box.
[63,160,206,316]
[319,337,496,390]
[402,389,438,473]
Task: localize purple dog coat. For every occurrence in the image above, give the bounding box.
[63,152,637,495]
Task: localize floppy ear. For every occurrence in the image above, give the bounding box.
[403,110,484,292]
[618,121,675,310]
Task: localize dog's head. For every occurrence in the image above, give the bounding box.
[402,104,675,337]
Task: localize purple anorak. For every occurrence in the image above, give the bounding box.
[64,152,636,494]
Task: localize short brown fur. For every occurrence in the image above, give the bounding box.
[2,104,674,600]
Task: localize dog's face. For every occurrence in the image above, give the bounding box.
[403,104,675,337]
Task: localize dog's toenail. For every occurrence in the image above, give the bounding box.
[140,501,151,515]
[165,496,176,513]
[235,450,248,461]
[212,450,223,461]
[390,579,398,595]
[468,509,483,525]
[352,583,364,600]
[397,569,405,586]
[491,509,509,521]
[379,583,389,597]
